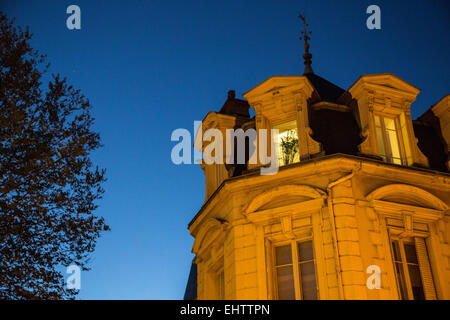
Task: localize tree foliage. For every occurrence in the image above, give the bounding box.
[0,12,109,299]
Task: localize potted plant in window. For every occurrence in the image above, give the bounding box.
[280,130,299,165]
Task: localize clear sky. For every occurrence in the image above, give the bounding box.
[1,0,449,299]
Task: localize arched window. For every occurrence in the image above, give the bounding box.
[367,184,448,300]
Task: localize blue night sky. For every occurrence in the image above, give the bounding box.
[1,0,449,299]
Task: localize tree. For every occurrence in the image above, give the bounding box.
[0,12,109,299]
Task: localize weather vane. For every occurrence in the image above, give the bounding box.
[298,14,313,74]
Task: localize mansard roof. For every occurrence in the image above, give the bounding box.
[211,73,448,179]
[305,73,363,156]
[218,90,250,118]
[305,73,346,103]
[413,120,448,172]
[414,105,449,172]
[183,262,197,300]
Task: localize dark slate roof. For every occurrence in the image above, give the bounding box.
[207,82,449,186]
[310,108,363,156]
[413,122,447,171]
[304,74,363,156]
[183,262,197,300]
[414,108,448,172]
[305,73,346,103]
[219,90,250,118]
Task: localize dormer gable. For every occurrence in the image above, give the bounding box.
[243,76,321,167]
[349,73,420,100]
[194,93,251,201]
[348,73,428,167]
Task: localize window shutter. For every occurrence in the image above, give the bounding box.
[414,237,437,300]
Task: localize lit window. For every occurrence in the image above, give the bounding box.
[273,240,317,300]
[273,120,299,166]
[391,239,435,300]
[374,115,402,164]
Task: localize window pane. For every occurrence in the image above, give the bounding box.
[277,129,298,166]
[392,241,401,262]
[404,243,419,264]
[276,266,295,300]
[395,262,408,300]
[386,128,401,164]
[274,120,297,132]
[408,265,425,300]
[297,241,314,261]
[376,125,386,157]
[299,261,317,300]
[384,117,396,130]
[374,115,381,127]
[275,245,292,266]
[274,121,299,166]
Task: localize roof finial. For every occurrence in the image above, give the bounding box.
[298,14,313,75]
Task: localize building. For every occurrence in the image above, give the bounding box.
[183,19,450,300]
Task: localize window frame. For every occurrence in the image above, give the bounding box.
[367,185,446,300]
[389,236,436,300]
[271,238,318,300]
[272,120,299,166]
[390,238,420,300]
[207,258,225,300]
[374,113,406,165]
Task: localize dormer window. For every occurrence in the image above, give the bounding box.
[349,74,429,168]
[273,120,299,166]
[374,114,403,164]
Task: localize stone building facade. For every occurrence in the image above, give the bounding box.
[183,69,450,300]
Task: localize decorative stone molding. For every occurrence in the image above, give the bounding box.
[244,184,326,215]
[366,184,448,236]
[296,92,322,158]
[367,184,448,212]
[193,217,229,255]
[243,76,322,160]
[348,73,427,166]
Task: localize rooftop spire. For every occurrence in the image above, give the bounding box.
[298,14,313,75]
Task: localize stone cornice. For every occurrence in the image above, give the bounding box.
[188,153,450,233]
